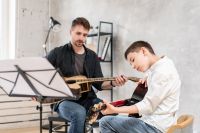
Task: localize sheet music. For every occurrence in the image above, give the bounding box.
[0,57,74,98]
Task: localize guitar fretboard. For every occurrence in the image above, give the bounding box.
[77,77,115,82]
[64,76,140,84]
[76,77,139,82]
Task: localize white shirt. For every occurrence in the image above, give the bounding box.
[135,56,181,133]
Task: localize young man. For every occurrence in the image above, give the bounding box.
[99,41,181,133]
[47,17,127,133]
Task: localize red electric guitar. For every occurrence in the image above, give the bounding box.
[87,83,148,124]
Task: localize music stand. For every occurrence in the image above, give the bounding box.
[0,57,75,133]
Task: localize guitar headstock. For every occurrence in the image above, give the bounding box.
[87,102,104,124]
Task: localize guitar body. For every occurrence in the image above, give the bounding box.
[110,83,147,117]
[65,75,87,81]
[122,83,148,117]
[64,75,92,96]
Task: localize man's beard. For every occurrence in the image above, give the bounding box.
[74,40,84,47]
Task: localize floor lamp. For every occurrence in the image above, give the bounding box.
[43,17,61,56]
[41,17,61,131]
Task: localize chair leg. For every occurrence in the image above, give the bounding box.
[49,120,53,133]
[91,127,93,133]
[65,121,68,133]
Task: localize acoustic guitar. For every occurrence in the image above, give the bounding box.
[37,76,140,104]
[64,75,140,96]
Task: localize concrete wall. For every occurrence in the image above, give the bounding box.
[16,0,50,57]
[14,0,200,132]
[0,0,51,130]
[49,0,200,132]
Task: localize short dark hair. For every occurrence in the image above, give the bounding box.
[71,17,90,31]
[124,41,155,59]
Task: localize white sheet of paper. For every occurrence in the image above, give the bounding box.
[0,57,73,98]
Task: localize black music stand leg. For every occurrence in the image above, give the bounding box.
[36,102,43,133]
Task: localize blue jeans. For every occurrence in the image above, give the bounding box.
[56,98,102,133]
[99,116,162,133]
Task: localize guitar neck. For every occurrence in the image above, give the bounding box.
[79,77,140,82]
[83,77,115,82]
[64,76,140,84]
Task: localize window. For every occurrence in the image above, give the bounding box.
[0,0,16,59]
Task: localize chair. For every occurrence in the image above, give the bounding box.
[48,114,69,133]
[167,114,194,133]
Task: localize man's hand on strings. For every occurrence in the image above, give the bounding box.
[112,75,128,87]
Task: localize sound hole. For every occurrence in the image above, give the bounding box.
[80,83,91,93]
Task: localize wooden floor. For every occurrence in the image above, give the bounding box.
[0,127,48,133]
[0,127,99,133]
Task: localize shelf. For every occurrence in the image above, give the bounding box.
[88,32,112,37]
[100,60,112,63]
[97,57,112,62]
[88,21,114,101]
